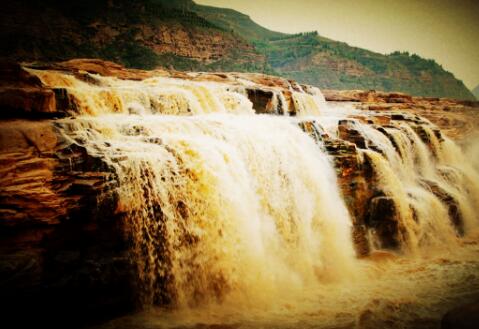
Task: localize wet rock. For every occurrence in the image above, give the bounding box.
[246,88,276,114]
[324,88,479,143]
[298,117,374,256]
[367,196,400,249]
[297,120,327,142]
[388,97,409,103]
[53,59,155,81]
[368,104,402,111]
[0,64,84,117]
[338,120,367,149]
[0,62,62,117]
[53,88,80,114]
[412,125,431,144]
[421,179,464,235]
[352,224,371,257]
[322,137,373,256]
[433,128,444,142]
[322,89,363,102]
[323,90,412,104]
[0,120,117,226]
[0,87,58,117]
[411,124,445,158]
[384,93,413,104]
[391,114,406,120]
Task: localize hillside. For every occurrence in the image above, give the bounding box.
[190,3,286,42]
[0,0,474,100]
[253,32,474,100]
[473,85,479,100]
[0,0,266,72]
[188,2,474,100]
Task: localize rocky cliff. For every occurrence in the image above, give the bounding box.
[1,1,265,71]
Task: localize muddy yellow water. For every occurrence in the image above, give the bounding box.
[93,235,479,329]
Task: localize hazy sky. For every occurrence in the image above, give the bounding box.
[196,0,479,89]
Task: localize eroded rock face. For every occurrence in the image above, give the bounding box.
[323,137,372,256]
[0,62,57,117]
[0,118,134,327]
[366,196,401,249]
[1,1,264,69]
[422,178,464,233]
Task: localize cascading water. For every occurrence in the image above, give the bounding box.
[347,119,479,251]
[27,68,479,328]
[27,68,255,116]
[33,69,356,306]
[291,87,327,116]
[60,114,356,308]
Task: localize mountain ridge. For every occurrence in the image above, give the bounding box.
[0,0,474,100]
[473,85,479,100]
[187,2,473,100]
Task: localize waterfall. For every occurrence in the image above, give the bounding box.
[27,69,255,116]
[59,114,356,307]
[27,68,479,311]
[303,85,329,110]
[34,69,356,307]
[349,119,479,250]
[292,88,328,116]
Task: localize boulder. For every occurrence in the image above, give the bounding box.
[246,88,276,114]
[0,87,59,118]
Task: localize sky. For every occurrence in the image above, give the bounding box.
[195,0,479,90]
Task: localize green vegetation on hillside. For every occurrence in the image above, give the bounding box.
[473,85,479,100]
[189,3,474,100]
[190,3,285,41]
[1,0,474,100]
[248,32,474,99]
[2,0,265,72]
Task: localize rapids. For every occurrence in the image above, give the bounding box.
[28,68,479,328]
